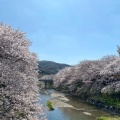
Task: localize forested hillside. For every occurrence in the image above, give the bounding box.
[38,60,70,75]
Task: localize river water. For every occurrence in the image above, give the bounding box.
[39,89,114,120]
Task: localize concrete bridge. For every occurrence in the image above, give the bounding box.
[39,79,53,89]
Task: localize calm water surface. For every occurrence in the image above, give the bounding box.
[39,89,114,120]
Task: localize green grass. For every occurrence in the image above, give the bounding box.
[91,93,120,108]
[97,116,120,120]
[46,101,54,111]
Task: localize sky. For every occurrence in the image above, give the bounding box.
[0,0,120,65]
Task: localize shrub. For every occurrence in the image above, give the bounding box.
[46,101,54,111]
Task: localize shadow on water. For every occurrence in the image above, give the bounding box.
[39,89,114,120]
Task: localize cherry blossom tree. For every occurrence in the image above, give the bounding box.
[53,54,120,95]
[0,23,46,120]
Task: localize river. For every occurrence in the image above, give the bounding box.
[39,89,115,120]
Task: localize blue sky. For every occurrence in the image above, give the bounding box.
[0,0,120,65]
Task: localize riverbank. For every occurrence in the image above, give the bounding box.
[40,89,119,120]
[87,97,120,115]
[97,116,120,120]
[54,89,120,116]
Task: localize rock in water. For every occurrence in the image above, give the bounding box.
[83,112,92,116]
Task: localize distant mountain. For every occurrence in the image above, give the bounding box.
[38,60,71,75]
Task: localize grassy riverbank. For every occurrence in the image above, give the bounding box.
[88,93,120,115]
[91,93,120,108]
[97,116,120,120]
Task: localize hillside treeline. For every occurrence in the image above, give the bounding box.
[38,61,70,75]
